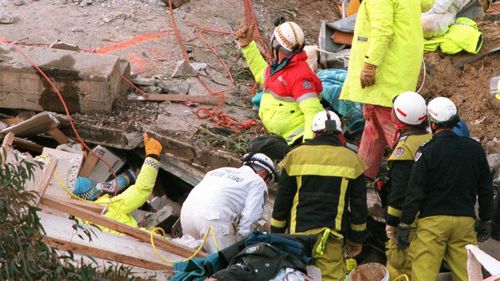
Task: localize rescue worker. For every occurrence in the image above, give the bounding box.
[397,97,494,281]
[236,22,324,145]
[180,153,277,253]
[339,0,424,180]
[72,133,163,229]
[384,92,431,280]
[271,110,368,280]
[422,0,471,38]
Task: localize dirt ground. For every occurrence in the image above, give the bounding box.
[0,0,498,155]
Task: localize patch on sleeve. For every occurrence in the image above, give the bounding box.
[415,151,422,162]
[395,147,404,158]
[302,80,312,90]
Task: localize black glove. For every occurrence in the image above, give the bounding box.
[397,224,410,249]
[475,220,492,242]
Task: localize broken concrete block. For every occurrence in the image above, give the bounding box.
[149,195,180,212]
[0,12,16,24]
[1,112,60,138]
[143,203,181,229]
[118,59,131,96]
[0,44,123,113]
[164,0,190,8]
[131,76,156,86]
[171,59,197,78]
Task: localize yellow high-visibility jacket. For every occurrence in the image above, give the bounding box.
[95,157,159,228]
[340,0,424,108]
[241,41,324,144]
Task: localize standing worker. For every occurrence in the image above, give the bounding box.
[236,21,324,145]
[384,92,431,280]
[397,97,494,281]
[180,153,277,253]
[340,0,424,180]
[73,133,163,230]
[271,110,368,280]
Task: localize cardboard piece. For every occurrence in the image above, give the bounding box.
[41,147,84,198]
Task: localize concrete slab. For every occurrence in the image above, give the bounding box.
[0,44,123,113]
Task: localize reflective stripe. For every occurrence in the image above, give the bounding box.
[350,223,367,232]
[290,176,303,234]
[388,206,402,218]
[296,92,319,103]
[287,164,363,179]
[286,127,305,143]
[271,218,287,228]
[264,90,295,102]
[334,178,349,231]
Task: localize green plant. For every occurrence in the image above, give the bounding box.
[0,152,152,280]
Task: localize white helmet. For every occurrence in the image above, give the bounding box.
[427,97,459,124]
[243,153,277,182]
[312,110,342,133]
[273,21,305,53]
[393,92,427,125]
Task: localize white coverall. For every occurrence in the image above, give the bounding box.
[180,165,268,253]
[422,0,471,38]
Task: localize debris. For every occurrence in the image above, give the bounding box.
[171,59,197,78]
[143,202,181,229]
[131,76,157,86]
[190,62,208,72]
[80,145,125,184]
[137,93,221,105]
[49,40,81,52]
[1,112,60,137]
[0,12,16,24]
[14,0,25,6]
[40,147,84,199]
[161,0,190,8]
[453,46,500,69]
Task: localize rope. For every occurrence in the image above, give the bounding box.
[150,226,219,265]
[393,274,410,281]
[416,58,426,94]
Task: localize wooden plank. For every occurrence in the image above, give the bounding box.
[35,158,58,206]
[44,237,170,271]
[12,137,44,153]
[143,93,221,105]
[79,151,100,177]
[2,131,15,147]
[40,195,206,258]
[58,197,104,214]
[49,127,69,144]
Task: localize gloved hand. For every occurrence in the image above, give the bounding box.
[360,63,377,88]
[344,240,363,258]
[386,225,396,241]
[144,133,163,157]
[475,220,492,242]
[397,224,410,249]
[236,23,254,48]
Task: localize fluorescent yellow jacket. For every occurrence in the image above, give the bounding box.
[424,17,483,54]
[340,0,424,108]
[95,157,159,228]
[241,41,324,144]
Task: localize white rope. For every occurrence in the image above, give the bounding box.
[417,58,426,93]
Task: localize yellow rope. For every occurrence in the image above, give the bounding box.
[393,274,410,281]
[150,226,219,266]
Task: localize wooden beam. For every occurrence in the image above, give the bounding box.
[40,195,206,258]
[58,197,105,214]
[2,131,15,148]
[78,151,100,178]
[12,137,44,153]
[142,93,221,105]
[49,127,69,144]
[35,158,58,206]
[44,237,171,271]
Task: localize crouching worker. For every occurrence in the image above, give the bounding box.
[180,153,277,253]
[72,133,163,229]
[384,92,431,279]
[271,110,368,280]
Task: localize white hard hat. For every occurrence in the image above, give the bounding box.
[312,110,342,133]
[273,21,305,52]
[427,97,458,124]
[243,153,277,182]
[393,92,427,125]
